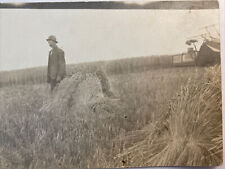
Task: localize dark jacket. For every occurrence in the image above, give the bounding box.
[47,46,66,83]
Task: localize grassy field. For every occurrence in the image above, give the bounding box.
[0,61,222,168]
[0,54,182,87]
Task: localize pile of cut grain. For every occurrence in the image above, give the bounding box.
[113,65,222,167]
[0,72,125,169]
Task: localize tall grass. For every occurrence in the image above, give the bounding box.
[0,54,187,87]
[0,65,221,168]
[111,65,222,167]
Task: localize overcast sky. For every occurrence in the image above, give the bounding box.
[0,9,220,71]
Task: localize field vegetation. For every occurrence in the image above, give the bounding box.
[0,54,181,87]
[0,56,222,168]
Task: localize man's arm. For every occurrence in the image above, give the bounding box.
[47,51,51,83]
[56,50,66,81]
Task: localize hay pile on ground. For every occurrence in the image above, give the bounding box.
[113,65,222,167]
[0,72,125,169]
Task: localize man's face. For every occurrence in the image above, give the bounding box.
[47,40,56,48]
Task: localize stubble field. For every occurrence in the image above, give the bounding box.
[0,64,222,169]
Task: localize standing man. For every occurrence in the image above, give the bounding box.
[47,35,66,91]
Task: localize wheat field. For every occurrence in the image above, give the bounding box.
[0,64,222,169]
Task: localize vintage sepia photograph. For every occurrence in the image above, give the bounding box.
[0,0,222,168]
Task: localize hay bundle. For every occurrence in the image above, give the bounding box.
[114,65,222,167]
[0,72,125,169]
[31,72,125,169]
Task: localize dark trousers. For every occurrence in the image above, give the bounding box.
[50,79,59,91]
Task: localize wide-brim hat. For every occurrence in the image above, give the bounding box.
[46,35,58,43]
